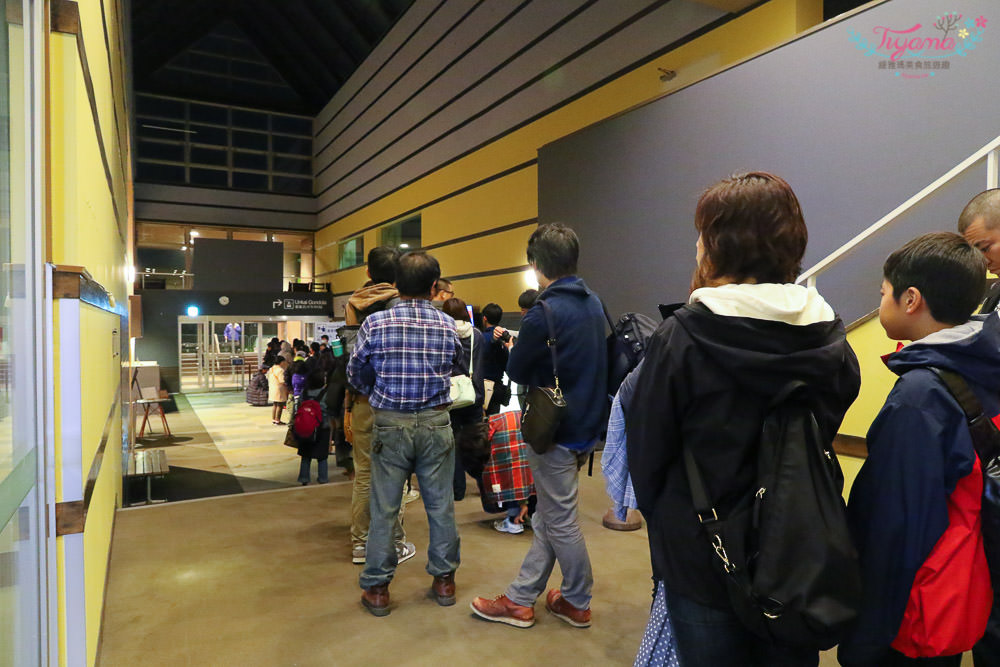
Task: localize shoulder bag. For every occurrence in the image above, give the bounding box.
[520,299,567,454]
[450,331,476,410]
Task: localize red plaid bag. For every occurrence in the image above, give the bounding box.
[482,411,534,505]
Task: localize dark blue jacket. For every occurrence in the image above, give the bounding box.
[840,315,1000,665]
[481,326,509,383]
[507,276,607,449]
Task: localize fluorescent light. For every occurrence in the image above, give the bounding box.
[190,231,200,237]
[399,243,409,248]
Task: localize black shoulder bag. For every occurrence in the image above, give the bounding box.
[520,299,567,455]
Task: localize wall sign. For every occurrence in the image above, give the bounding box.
[849,11,987,78]
[271,296,331,313]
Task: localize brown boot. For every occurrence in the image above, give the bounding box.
[361,584,390,617]
[470,594,535,628]
[431,573,456,606]
[545,589,590,628]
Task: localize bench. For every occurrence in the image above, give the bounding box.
[127,449,169,505]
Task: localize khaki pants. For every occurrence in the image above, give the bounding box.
[350,398,405,549]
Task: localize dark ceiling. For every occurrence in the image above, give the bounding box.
[131,0,413,116]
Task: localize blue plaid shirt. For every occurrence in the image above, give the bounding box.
[347,299,465,411]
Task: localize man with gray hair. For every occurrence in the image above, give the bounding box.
[959,188,1000,313]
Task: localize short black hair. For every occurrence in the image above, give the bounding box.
[883,232,986,325]
[320,334,329,341]
[518,289,538,310]
[368,246,401,284]
[310,342,320,353]
[482,303,502,325]
[526,223,579,280]
[958,189,1000,233]
[396,251,441,297]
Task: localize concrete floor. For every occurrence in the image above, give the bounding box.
[109,393,971,666]
[100,474,657,666]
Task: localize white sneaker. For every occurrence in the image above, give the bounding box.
[352,546,366,564]
[396,541,417,564]
[494,518,524,535]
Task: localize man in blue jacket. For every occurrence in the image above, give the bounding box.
[471,223,607,629]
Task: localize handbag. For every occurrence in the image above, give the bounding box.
[520,299,566,454]
[450,330,476,410]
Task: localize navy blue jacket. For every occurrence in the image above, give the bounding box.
[507,276,607,449]
[840,315,1000,665]
[481,326,509,383]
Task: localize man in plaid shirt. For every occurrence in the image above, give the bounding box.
[348,251,467,617]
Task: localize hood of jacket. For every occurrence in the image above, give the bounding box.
[346,283,398,325]
[540,275,592,301]
[885,314,1000,391]
[677,283,853,396]
[454,320,473,338]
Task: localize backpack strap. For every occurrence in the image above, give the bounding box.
[929,367,1000,464]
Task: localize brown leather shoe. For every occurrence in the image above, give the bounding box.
[361,584,390,617]
[470,594,535,628]
[545,589,591,628]
[431,573,456,606]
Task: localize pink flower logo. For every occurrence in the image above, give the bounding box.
[976,16,988,28]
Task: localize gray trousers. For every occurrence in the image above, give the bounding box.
[506,444,594,610]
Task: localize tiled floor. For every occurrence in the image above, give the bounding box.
[134,391,350,502]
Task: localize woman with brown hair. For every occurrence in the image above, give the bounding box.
[626,172,861,665]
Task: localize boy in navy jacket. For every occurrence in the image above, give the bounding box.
[840,232,999,666]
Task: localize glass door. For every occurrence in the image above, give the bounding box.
[178,321,204,392]
[1,1,48,663]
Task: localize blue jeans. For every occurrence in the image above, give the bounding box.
[506,444,594,610]
[665,587,818,667]
[298,456,328,484]
[360,408,460,589]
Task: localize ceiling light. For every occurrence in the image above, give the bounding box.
[523,268,539,289]
[399,243,409,248]
[190,231,200,237]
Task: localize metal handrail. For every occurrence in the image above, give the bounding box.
[797,134,1000,287]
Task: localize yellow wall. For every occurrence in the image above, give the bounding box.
[49,3,132,665]
[315,0,825,313]
[841,316,899,439]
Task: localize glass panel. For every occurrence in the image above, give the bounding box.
[188,227,228,240]
[189,124,228,147]
[338,236,364,270]
[138,140,183,162]
[232,172,268,191]
[136,162,185,184]
[135,96,184,119]
[271,135,310,155]
[190,146,227,167]
[2,2,44,662]
[232,130,267,151]
[272,233,312,252]
[232,231,268,242]
[232,151,266,170]
[232,109,268,130]
[271,176,311,195]
[137,222,185,247]
[379,215,421,250]
[188,103,227,125]
[271,156,310,175]
[189,168,228,188]
[271,115,311,136]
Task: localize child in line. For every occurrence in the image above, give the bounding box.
[840,232,1000,666]
[267,356,289,425]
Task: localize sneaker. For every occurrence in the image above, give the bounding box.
[494,518,524,535]
[352,545,366,564]
[470,594,535,628]
[396,541,416,564]
[545,589,591,628]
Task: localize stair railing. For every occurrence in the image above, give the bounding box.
[797,134,1000,288]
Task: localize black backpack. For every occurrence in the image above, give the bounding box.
[684,380,862,650]
[928,368,1000,627]
[603,307,658,399]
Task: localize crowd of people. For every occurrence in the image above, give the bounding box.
[250,175,1000,667]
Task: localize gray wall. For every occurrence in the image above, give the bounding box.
[539,0,999,325]
[192,238,283,291]
[313,0,731,226]
[134,183,317,230]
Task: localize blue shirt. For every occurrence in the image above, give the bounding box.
[347,299,465,411]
